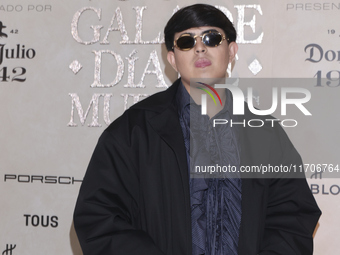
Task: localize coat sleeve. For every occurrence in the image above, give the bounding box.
[73,130,165,255]
[258,126,321,255]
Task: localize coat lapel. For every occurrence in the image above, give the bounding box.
[148,104,189,187]
[145,82,192,254]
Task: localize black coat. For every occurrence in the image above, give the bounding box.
[74,79,321,255]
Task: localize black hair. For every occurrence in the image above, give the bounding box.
[164,4,237,51]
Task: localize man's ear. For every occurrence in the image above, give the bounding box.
[167,51,178,72]
[228,42,238,63]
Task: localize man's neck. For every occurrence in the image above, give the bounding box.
[183,81,227,119]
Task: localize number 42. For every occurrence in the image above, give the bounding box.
[0,67,26,82]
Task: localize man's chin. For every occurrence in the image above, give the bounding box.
[190,77,227,87]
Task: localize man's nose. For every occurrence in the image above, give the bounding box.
[194,37,207,53]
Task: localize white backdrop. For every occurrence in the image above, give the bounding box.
[1,0,339,254]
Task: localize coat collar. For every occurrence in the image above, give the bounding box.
[130,79,181,113]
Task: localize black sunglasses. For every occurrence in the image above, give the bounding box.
[173,31,228,51]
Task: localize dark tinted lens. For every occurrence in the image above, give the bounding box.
[203,33,222,47]
[176,36,195,50]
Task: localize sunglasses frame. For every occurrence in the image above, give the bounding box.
[173,31,228,51]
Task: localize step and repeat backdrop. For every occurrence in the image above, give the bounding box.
[1,0,339,254]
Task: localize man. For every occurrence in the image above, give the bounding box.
[74,4,321,255]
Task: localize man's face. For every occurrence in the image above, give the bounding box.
[167,26,238,92]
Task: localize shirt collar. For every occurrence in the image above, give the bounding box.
[176,80,191,117]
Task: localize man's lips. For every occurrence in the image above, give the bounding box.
[195,59,211,68]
